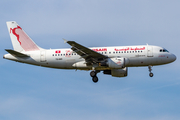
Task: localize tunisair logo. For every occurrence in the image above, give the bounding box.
[10,26,22,45]
[92,48,107,52]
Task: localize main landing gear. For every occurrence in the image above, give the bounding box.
[148,65,154,77]
[90,70,100,83]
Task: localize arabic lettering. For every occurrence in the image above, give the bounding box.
[114,47,145,51]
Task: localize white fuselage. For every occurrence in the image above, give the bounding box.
[4,45,176,70]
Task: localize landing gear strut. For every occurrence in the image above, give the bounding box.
[148,65,154,77]
[90,70,100,83]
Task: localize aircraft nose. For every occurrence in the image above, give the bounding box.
[170,54,176,62]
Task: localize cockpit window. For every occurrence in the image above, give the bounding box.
[160,49,169,52]
[163,49,169,52]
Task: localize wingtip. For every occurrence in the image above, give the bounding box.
[63,38,68,43]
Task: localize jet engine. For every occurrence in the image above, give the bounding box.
[103,67,128,77]
[72,61,88,68]
[101,57,129,69]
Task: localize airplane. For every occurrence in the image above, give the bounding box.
[3,21,176,83]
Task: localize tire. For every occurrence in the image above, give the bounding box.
[90,71,96,77]
[92,76,98,83]
[149,73,154,77]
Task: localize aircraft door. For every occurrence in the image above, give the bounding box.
[40,51,46,62]
[147,46,153,57]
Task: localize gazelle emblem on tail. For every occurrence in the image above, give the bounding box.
[7,21,41,51]
[10,25,22,45]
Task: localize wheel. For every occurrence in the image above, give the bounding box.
[92,76,98,83]
[149,73,154,77]
[90,71,96,77]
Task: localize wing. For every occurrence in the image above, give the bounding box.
[64,39,108,64]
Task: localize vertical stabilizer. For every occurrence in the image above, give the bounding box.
[6,21,42,52]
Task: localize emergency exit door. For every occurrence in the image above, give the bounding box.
[40,51,46,62]
[147,46,153,57]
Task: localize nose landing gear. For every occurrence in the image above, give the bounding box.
[148,65,154,77]
[90,70,100,83]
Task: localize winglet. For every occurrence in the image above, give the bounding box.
[63,38,68,43]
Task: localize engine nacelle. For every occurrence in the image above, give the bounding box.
[103,67,128,77]
[102,57,128,69]
[72,61,88,68]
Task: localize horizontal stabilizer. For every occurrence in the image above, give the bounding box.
[5,49,29,58]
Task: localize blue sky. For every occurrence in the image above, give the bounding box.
[0,0,180,120]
